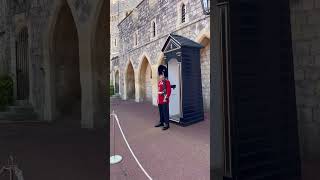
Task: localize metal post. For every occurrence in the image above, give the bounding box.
[110,110,123,164]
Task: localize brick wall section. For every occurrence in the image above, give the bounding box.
[291,0,320,160]
[118,0,210,110]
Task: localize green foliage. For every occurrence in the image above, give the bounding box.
[110,84,115,96]
[0,75,13,111]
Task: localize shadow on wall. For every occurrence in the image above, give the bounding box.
[126,62,135,99]
[139,58,152,102]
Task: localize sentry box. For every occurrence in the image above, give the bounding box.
[161,34,204,126]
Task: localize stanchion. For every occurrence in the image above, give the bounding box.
[110,110,123,165]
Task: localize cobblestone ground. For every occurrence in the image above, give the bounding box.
[110,98,210,180]
[0,122,108,180]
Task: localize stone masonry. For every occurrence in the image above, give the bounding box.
[290,0,320,160]
[0,0,10,75]
[110,0,140,91]
[116,0,210,110]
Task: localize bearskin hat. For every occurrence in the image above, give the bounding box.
[158,65,168,78]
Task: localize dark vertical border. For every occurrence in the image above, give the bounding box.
[210,0,226,179]
[106,0,111,179]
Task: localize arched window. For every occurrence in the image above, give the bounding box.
[181,3,186,23]
[152,21,156,37]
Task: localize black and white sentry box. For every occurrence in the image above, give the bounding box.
[161,34,204,126]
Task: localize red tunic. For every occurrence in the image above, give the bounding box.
[158,79,171,104]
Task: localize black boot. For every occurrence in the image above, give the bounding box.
[155,122,164,127]
[162,123,170,130]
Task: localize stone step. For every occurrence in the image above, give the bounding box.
[111,94,121,99]
[0,120,47,124]
[7,105,34,113]
[14,100,30,106]
[0,111,38,121]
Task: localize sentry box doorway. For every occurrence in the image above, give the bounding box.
[161,34,204,126]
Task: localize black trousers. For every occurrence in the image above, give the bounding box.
[158,103,169,124]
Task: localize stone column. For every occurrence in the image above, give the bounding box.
[123,70,128,100]
[78,31,94,129]
[118,70,121,96]
[151,65,158,106]
[135,72,140,102]
[113,70,116,94]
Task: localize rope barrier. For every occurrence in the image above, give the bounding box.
[110,112,153,180]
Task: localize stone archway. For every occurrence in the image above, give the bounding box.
[199,35,210,111]
[139,57,152,102]
[125,62,135,99]
[52,0,81,123]
[91,0,108,127]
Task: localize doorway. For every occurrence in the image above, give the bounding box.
[168,58,181,120]
[16,27,29,101]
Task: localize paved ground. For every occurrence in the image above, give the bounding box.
[0,98,317,180]
[302,159,320,180]
[110,98,320,180]
[110,98,210,180]
[0,122,108,180]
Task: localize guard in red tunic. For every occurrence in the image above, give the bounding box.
[155,65,171,130]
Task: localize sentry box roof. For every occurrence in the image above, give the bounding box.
[161,34,203,53]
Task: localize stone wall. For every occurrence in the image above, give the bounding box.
[290,0,320,160]
[118,0,210,109]
[200,39,210,111]
[0,0,10,75]
[110,0,140,59]
[28,0,52,118]
[109,0,140,97]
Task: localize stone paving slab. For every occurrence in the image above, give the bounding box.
[110,99,210,180]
